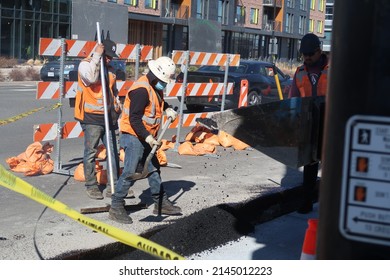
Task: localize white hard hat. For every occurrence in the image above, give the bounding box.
[148,56,176,83]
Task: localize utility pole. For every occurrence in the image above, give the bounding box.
[270,0,277,63]
[318,0,390,259]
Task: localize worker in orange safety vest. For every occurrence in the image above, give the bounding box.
[109,56,181,224]
[289,33,329,214]
[74,39,122,200]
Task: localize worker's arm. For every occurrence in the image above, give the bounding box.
[78,44,104,86]
[129,88,150,140]
[288,72,300,98]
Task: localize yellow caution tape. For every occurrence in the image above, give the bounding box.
[1,103,65,126]
[0,106,45,126]
[46,102,62,112]
[0,164,185,260]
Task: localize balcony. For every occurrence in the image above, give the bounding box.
[262,20,281,32]
[234,16,246,26]
[164,3,189,19]
[263,0,283,8]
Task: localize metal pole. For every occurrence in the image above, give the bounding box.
[220,54,230,111]
[135,43,140,80]
[270,0,276,64]
[96,22,115,193]
[318,0,390,259]
[54,38,65,173]
[174,50,189,151]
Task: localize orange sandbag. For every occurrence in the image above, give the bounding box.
[157,149,167,166]
[218,130,249,150]
[232,139,249,150]
[185,124,212,142]
[178,141,216,156]
[193,143,216,154]
[74,163,85,182]
[96,162,107,185]
[74,161,107,184]
[96,144,106,160]
[218,130,233,147]
[119,148,125,162]
[178,141,196,155]
[6,157,32,173]
[202,133,220,146]
[5,142,54,176]
[160,139,175,151]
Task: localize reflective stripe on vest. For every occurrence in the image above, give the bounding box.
[295,65,328,97]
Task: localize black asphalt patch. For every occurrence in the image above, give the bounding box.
[54,185,309,260]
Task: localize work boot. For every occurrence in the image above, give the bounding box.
[106,188,135,198]
[109,205,133,224]
[153,194,182,215]
[86,186,103,200]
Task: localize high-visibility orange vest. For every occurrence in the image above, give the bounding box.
[74,59,117,121]
[120,75,164,138]
[294,64,329,97]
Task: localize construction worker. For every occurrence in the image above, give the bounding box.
[288,33,329,213]
[109,56,181,224]
[74,39,121,200]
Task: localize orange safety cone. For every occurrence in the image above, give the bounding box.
[300,218,318,260]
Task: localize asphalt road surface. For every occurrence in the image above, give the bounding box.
[0,81,308,260]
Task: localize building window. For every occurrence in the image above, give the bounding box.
[217,0,229,24]
[286,0,295,8]
[235,5,245,24]
[309,19,314,32]
[145,0,157,9]
[250,8,259,25]
[299,0,307,11]
[317,20,323,33]
[310,0,315,10]
[196,0,209,19]
[124,0,138,6]
[285,13,293,33]
[298,15,306,34]
[318,0,325,12]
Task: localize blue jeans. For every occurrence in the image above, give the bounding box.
[81,123,119,190]
[111,133,161,208]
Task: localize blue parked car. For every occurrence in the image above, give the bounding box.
[40,58,127,81]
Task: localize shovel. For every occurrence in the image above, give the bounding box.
[127,116,173,181]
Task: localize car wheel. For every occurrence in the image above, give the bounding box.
[247,91,262,105]
[186,104,205,113]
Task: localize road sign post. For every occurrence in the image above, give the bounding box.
[318,0,390,258]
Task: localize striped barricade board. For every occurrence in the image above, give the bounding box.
[36,81,135,99]
[162,112,216,129]
[165,82,233,97]
[39,38,153,60]
[172,51,240,66]
[34,112,216,141]
[34,122,83,142]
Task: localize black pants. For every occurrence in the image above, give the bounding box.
[302,162,319,203]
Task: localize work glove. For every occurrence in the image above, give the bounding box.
[145,135,160,148]
[165,107,178,121]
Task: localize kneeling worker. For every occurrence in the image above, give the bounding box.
[109,56,182,224]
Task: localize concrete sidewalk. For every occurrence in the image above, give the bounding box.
[0,142,306,260]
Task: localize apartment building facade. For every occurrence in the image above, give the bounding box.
[0,0,326,61]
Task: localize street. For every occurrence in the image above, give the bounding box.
[0,81,307,260]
